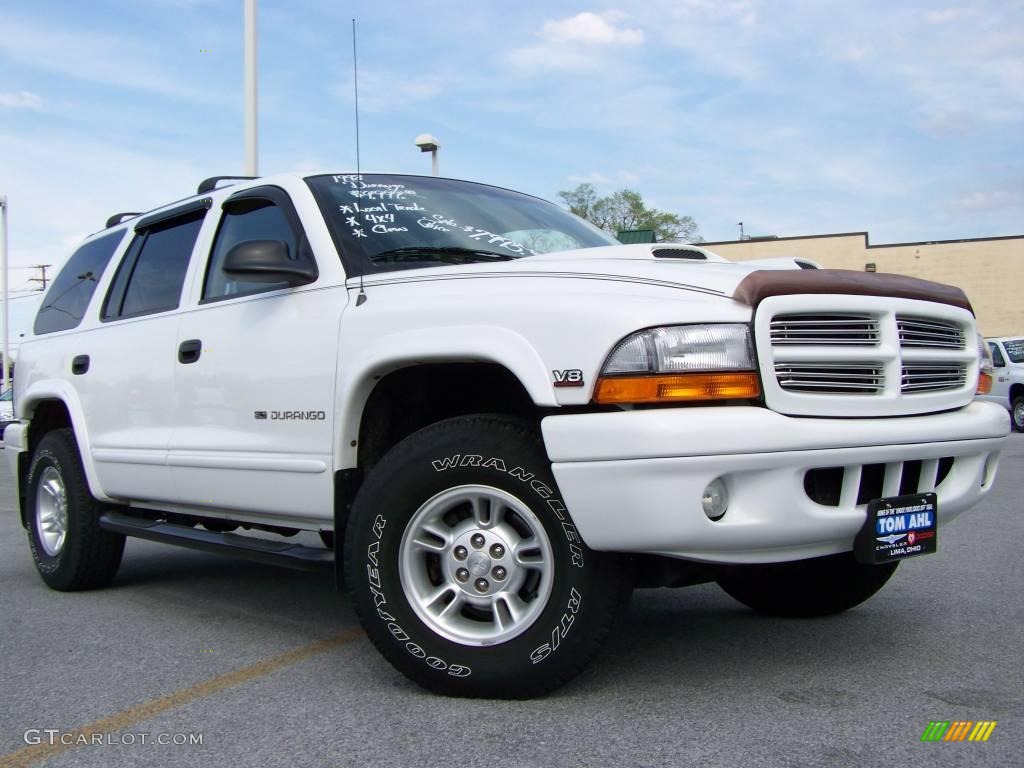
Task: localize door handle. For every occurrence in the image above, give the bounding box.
[178,339,203,364]
[71,355,90,375]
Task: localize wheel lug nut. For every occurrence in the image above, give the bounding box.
[489,544,505,558]
[453,546,468,561]
[474,578,489,592]
[470,534,485,549]
[492,566,507,580]
[456,568,470,582]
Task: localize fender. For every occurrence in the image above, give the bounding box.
[17,380,114,503]
[335,325,556,469]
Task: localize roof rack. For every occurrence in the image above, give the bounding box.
[105,212,142,228]
[197,176,260,194]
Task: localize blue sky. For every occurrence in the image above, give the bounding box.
[1,0,1022,332]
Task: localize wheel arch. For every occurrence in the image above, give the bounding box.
[335,327,558,471]
[18,383,109,507]
[1009,382,1024,405]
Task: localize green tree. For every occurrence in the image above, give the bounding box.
[558,183,701,243]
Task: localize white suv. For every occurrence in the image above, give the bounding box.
[5,173,1010,697]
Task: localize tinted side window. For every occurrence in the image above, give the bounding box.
[34,230,125,334]
[989,343,1006,367]
[203,203,295,301]
[103,212,203,320]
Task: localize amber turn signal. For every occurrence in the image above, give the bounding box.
[976,371,993,395]
[594,372,761,404]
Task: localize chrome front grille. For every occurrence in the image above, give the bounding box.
[896,316,965,349]
[775,363,884,394]
[901,363,967,393]
[770,314,879,346]
[756,296,977,417]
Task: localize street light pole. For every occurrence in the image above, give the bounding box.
[244,0,259,176]
[0,195,9,390]
[414,134,441,176]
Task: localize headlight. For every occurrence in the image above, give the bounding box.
[595,324,761,404]
[977,333,993,395]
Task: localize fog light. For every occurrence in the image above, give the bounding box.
[702,478,729,520]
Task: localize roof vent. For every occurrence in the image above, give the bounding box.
[197,176,259,194]
[652,248,708,260]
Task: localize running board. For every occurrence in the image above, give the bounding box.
[99,512,334,573]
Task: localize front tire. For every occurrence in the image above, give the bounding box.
[1011,395,1024,432]
[717,552,898,617]
[344,415,629,698]
[27,429,125,591]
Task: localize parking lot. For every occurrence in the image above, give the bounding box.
[0,436,1021,768]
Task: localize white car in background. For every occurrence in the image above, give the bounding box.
[980,337,1024,431]
[0,388,13,422]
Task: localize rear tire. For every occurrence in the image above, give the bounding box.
[717,552,898,617]
[344,415,630,698]
[27,429,125,591]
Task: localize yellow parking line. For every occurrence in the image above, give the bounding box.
[0,630,362,768]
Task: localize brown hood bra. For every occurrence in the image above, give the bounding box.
[732,269,973,315]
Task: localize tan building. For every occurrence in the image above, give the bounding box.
[702,232,1023,337]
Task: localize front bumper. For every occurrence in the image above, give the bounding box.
[542,402,1009,564]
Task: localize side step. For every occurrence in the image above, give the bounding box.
[99,512,334,573]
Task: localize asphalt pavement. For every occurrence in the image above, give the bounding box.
[1,436,1022,768]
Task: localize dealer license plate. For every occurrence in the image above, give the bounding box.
[854,492,937,565]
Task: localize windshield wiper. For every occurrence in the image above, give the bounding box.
[369,246,516,265]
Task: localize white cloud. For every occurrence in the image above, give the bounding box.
[0,15,206,100]
[925,8,967,24]
[540,12,644,46]
[950,188,1024,213]
[0,90,42,110]
[508,11,645,75]
[336,70,443,112]
[641,0,764,80]
[837,44,871,62]
[567,171,611,185]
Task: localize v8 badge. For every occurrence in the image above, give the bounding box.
[552,369,585,388]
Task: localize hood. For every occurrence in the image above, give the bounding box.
[356,243,803,301]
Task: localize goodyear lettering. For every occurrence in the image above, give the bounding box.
[365,497,471,678]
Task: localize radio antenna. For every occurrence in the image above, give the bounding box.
[352,18,367,306]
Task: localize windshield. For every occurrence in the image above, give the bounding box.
[1003,338,1024,364]
[306,174,617,273]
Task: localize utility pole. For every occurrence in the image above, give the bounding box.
[28,264,51,292]
[0,195,9,390]
[244,0,259,176]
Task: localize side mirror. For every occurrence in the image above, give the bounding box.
[222,240,318,285]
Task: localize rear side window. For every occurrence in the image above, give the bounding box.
[103,211,204,320]
[34,230,125,335]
